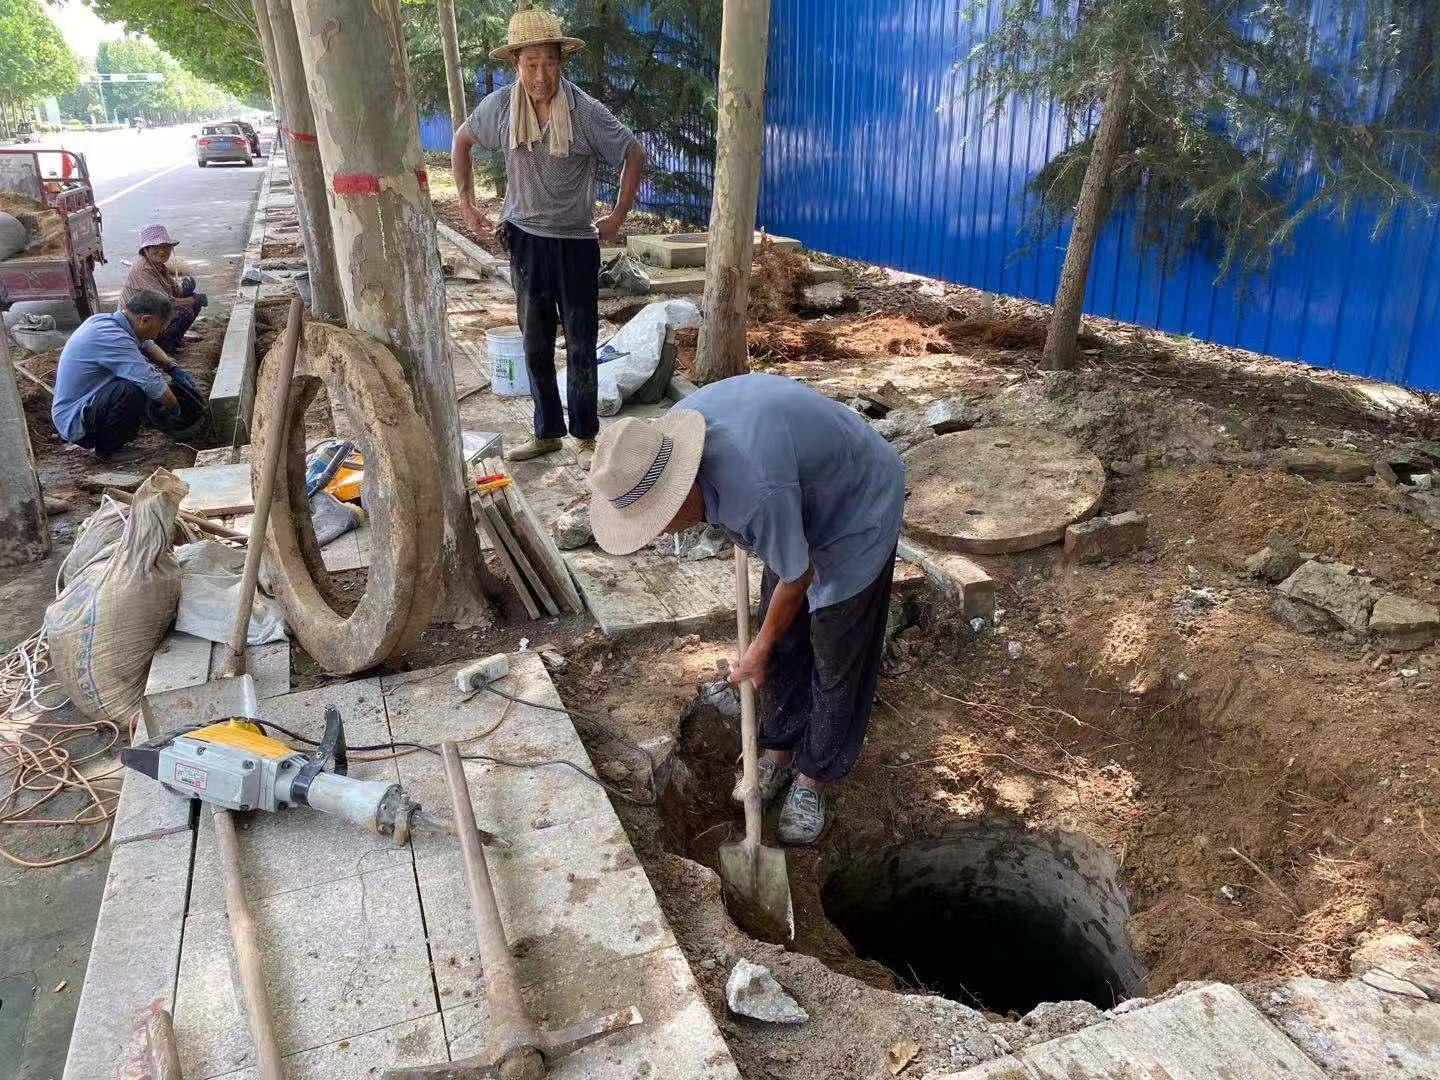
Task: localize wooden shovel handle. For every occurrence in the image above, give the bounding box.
[734,547,762,851]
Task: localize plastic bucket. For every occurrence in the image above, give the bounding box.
[487,328,531,397]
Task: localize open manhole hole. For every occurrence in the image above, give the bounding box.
[821,823,1146,1015]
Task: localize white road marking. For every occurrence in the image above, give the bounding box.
[97,160,191,208]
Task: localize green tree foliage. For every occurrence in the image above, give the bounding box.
[85,0,267,99]
[967,0,1440,281]
[401,0,511,110]
[0,0,80,128]
[95,37,243,123]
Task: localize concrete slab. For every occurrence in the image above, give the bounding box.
[186,678,406,916]
[206,1015,450,1079]
[61,830,194,1080]
[144,631,214,695]
[414,813,675,1001]
[897,537,997,620]
[110,709,193,847]
[567,548,677,635]
[211,299,256,445]
[943,984,1326,1080]
[1258,976,1440,1078]
[173,863,436,1079]
[442,945,739,1078]
[627,230,801,269]
[173,462,254,516]
[903,428,1106,554]
[0,973,36,1067]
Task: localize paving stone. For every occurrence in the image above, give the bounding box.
[206,638,290,699]
[173,863,436,1079]
[1063,511,1148,562]
[924,396,981,435]
[110,710,193,847]
[61,830,193,1080]
[442,945,738,1078]
[567,548,679,635]
[942,984,1325,1079]
[1280,447,1374,482]
[1276,560,1380,633]
[414,813,675,1002]
[1369,593,1440,649]
[896,537,996,620]
[77,469,144,494]
[1350,933,1440,987]
[1272,593,1343,634]
[186,678,407,915]
[145,631,214,695]
[1246,538,1304,584]
[205,1015,449,1079]
[1258,975,1440,1079]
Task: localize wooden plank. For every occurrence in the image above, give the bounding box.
[172,463,254,516]
[496,470,585,613]
[481,494,558,617]
[473,493,541,619]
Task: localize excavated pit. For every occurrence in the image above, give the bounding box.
[821,824,1147,1015]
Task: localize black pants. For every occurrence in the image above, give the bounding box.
[156,304,197,352]
[73,378,147,455]
[756,549,897,783]
[506,224,600,441]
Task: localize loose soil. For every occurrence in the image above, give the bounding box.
[517,268,1439,1076]
[0,191,68,258]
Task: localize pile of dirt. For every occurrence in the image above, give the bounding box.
[747,237,813,322]
[0,192,66,258]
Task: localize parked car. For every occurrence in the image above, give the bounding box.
[196,123,252,167]
[227,119,263,157]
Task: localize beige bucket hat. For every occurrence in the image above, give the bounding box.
[491,9,586,61]
[588,412,707,555]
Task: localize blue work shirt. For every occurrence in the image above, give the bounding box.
[681,373,905,610]
[51,311,168,442]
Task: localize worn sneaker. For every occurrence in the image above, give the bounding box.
[93,446,146,465]
[731,759,793,808]
[777,784,828,846]
[573,438,596,471]
[505,436,563,462]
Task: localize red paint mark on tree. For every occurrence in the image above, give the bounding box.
[332,173,382,196]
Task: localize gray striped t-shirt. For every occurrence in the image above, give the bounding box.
[467,80,639,241]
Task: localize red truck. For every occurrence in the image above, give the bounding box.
[0,147,105,319]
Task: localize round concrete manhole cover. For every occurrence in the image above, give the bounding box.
[902,427,1106,554]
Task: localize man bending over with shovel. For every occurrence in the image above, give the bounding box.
[587,374,905,844]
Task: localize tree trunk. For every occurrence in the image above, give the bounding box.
[485,67,495,96]
[264,0,344,320]
[692,0,771,384]
[1042,72,1132,372]
[247,0,285,123]
[437,0,468,131]
[289,0,502,623]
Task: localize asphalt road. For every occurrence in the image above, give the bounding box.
[7,123,267,322]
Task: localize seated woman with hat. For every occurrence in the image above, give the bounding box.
[120,224,208,352]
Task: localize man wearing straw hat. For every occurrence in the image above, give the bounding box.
[451,8,647,471]
[588,374,906,845]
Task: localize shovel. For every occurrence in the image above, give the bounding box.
[719,547,795,941]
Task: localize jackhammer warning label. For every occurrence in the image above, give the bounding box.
[173,762,208,791]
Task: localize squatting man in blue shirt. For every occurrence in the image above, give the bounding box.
[588,374,906,845]
[50,289,184,463]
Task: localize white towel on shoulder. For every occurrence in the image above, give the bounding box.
[509,83,571,156]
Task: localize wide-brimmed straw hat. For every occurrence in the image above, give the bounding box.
[491,9,585,61]
[137,224,178,252]
[589,411,707,555]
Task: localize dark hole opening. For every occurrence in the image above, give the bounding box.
[821,823,1146,1016]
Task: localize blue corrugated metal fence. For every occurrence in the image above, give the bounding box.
[758,0,1440,391]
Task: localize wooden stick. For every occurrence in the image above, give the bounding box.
[103,486,249,542]
[144,1006,185,1080]
[211,295,301,1080]
[13,362,54,396]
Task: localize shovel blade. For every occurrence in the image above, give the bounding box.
[719,840,794,942]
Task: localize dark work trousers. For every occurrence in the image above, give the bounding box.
[156,303,197,353]
[72,377,148,455]
[756,548,897,783]
[507,224,600,441]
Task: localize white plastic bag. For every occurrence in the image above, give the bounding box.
[559,299,701,416]
[46,471,186,724]
[174,541,288,646]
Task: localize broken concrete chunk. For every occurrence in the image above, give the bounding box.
[1350,933,1440,992]
[725,959,808,1024]
[794,280,856,315]
[923,396,980,435]
[79,470,145,494]
[1271,594,1340,634]
[870,410,935,454]
[1245,538,1304,584]
[552,506,592,550]
[1063,511,1148,563]
[1279,447,1373,482]
[1368,593,1440,649]
[1275,560,1379,633]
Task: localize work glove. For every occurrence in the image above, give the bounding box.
[178,275,196,296]
[193,291,209,309]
